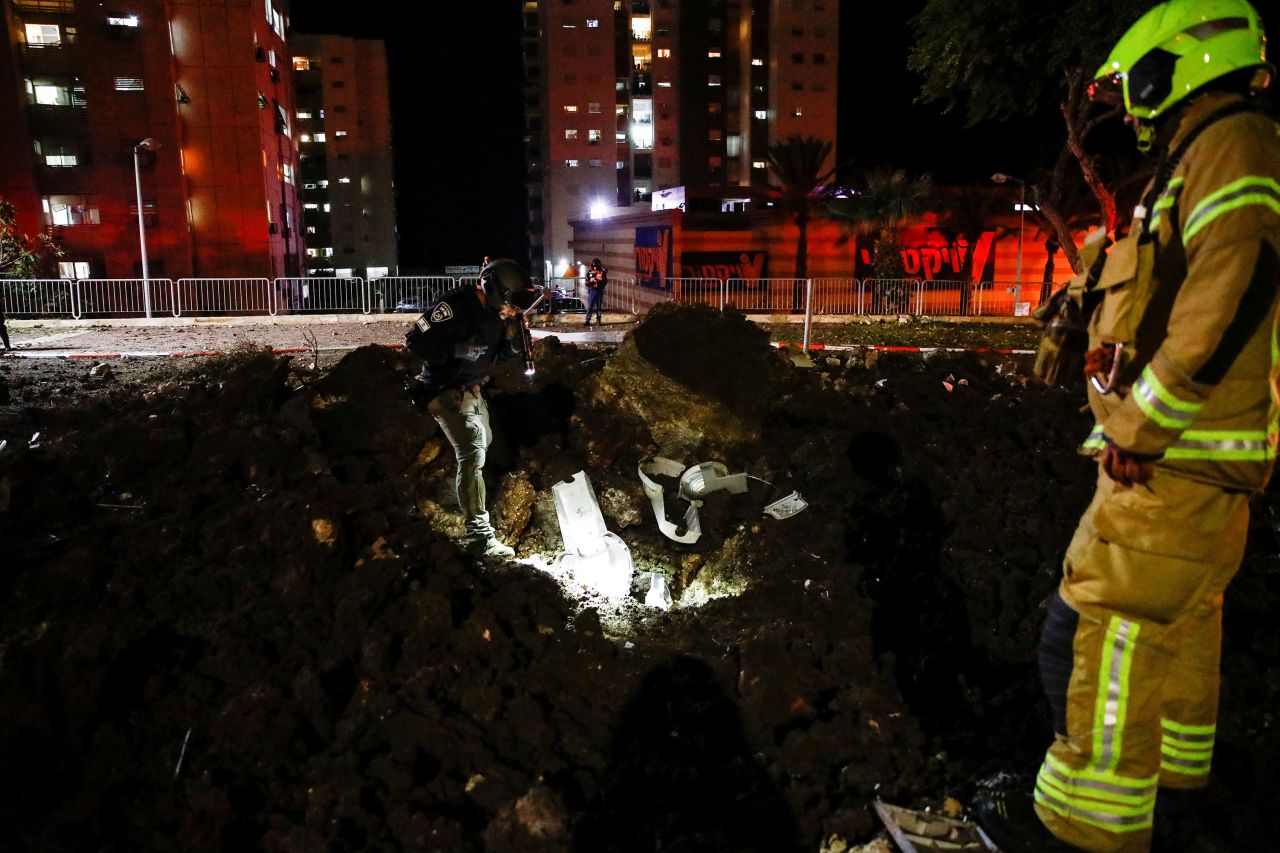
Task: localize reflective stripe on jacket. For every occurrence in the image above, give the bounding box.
[1086,93,1280,492]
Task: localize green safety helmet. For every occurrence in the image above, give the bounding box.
[1092,0,1271,146]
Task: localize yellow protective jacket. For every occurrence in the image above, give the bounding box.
[1083,93,1280,493]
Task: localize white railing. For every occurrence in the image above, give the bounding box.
[274,277,366,314]
[1,278,76,317]
[2,275,1049,322]
[176,278,272,316]
[78,278,177,318]
[370,276,456,314]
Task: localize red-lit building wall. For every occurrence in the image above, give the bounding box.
[571,203,1083,295]
[0,0,303,279]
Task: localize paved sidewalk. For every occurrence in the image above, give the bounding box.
[3,314,633,359]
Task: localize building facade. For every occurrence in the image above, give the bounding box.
[522,0,839,283]
[290,34,397,279]
[0,0,304,280]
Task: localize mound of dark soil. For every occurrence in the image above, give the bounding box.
[1,307,1277,852]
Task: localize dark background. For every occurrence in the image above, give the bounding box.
[288,2,1070,271]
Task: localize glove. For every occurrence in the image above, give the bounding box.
[1083,344,1115,379]
[404,378,436,408]
[1100,436,1160,488]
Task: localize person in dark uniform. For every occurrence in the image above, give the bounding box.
[404,258,537,558]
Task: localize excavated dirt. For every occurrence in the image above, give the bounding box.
[1,302,1277,852]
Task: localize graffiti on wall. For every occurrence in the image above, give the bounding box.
[635,226,673,289]
[855,231,999,282]
[680,251,768,280]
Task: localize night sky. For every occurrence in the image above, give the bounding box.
[290,1,1061,272]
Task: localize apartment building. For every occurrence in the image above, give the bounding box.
[290,33,397,279]
[0,0,304,279]
[522,0,839,281]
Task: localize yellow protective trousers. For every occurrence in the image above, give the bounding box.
[1034,468,1249,853]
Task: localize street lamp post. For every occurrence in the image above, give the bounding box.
[991,172,1026,314]
[133,137,160,319]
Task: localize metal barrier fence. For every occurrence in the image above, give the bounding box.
[1,275,1044,320]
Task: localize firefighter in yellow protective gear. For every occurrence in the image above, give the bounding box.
[975,2,1280,852]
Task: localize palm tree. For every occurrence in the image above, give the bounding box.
[824,168,934,312]
[764,136,836,310]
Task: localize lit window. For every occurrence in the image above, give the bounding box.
[563,104,578,113]
[752,58,764,66]
[616,160,625,169]
[31,82,70,105]
[41,195,99,226]
[313,132,326,142]
[565,159,580,167]
[317,179,329,188]
[792,107,803,116]
[304,203,319,209]
[299,133,311,142]
[588,129,602,143]
[306,225,316,234]
[657,48,671,58]
[565,129,578,140]
[586,18,599,27]
[107,15,139,27]
[303,182,317,189]
[708,75,720,87]
[296,110,312,119]
[588,158,602,167]
[726,135,741,157]
[615,105,626,115]
[754,109,767,120]
[752,160,767,169]
[562,23,577,28]
[36,140,78,167]
[114,76,145,92]
[25,24,61,45]
[293,57,311,71]
[708,129,722,141]
[338,176,351,183]
[58,261,92,279]
[616,132,626,142]
[283,163,294,183]
[323,204,331,213]
[268,49,276,67]
[657,80,672,87]
[334,130,348,137]
[707,50,720,58]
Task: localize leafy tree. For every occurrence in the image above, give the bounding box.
[824,168,934,313]
[764,135,837,309]
[907,0,1150,271]
[0,200,60,278]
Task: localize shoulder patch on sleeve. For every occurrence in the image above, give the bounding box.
[430,303,454,324]
[415,316,431,332]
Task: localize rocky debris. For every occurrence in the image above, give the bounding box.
[0,305,1276,851]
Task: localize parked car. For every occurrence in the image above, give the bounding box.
[393,293,428,313]
[535,287,587,316]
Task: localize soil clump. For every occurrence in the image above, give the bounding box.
[1,304,1277,851]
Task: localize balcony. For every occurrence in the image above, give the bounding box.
[631,73,651,95]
